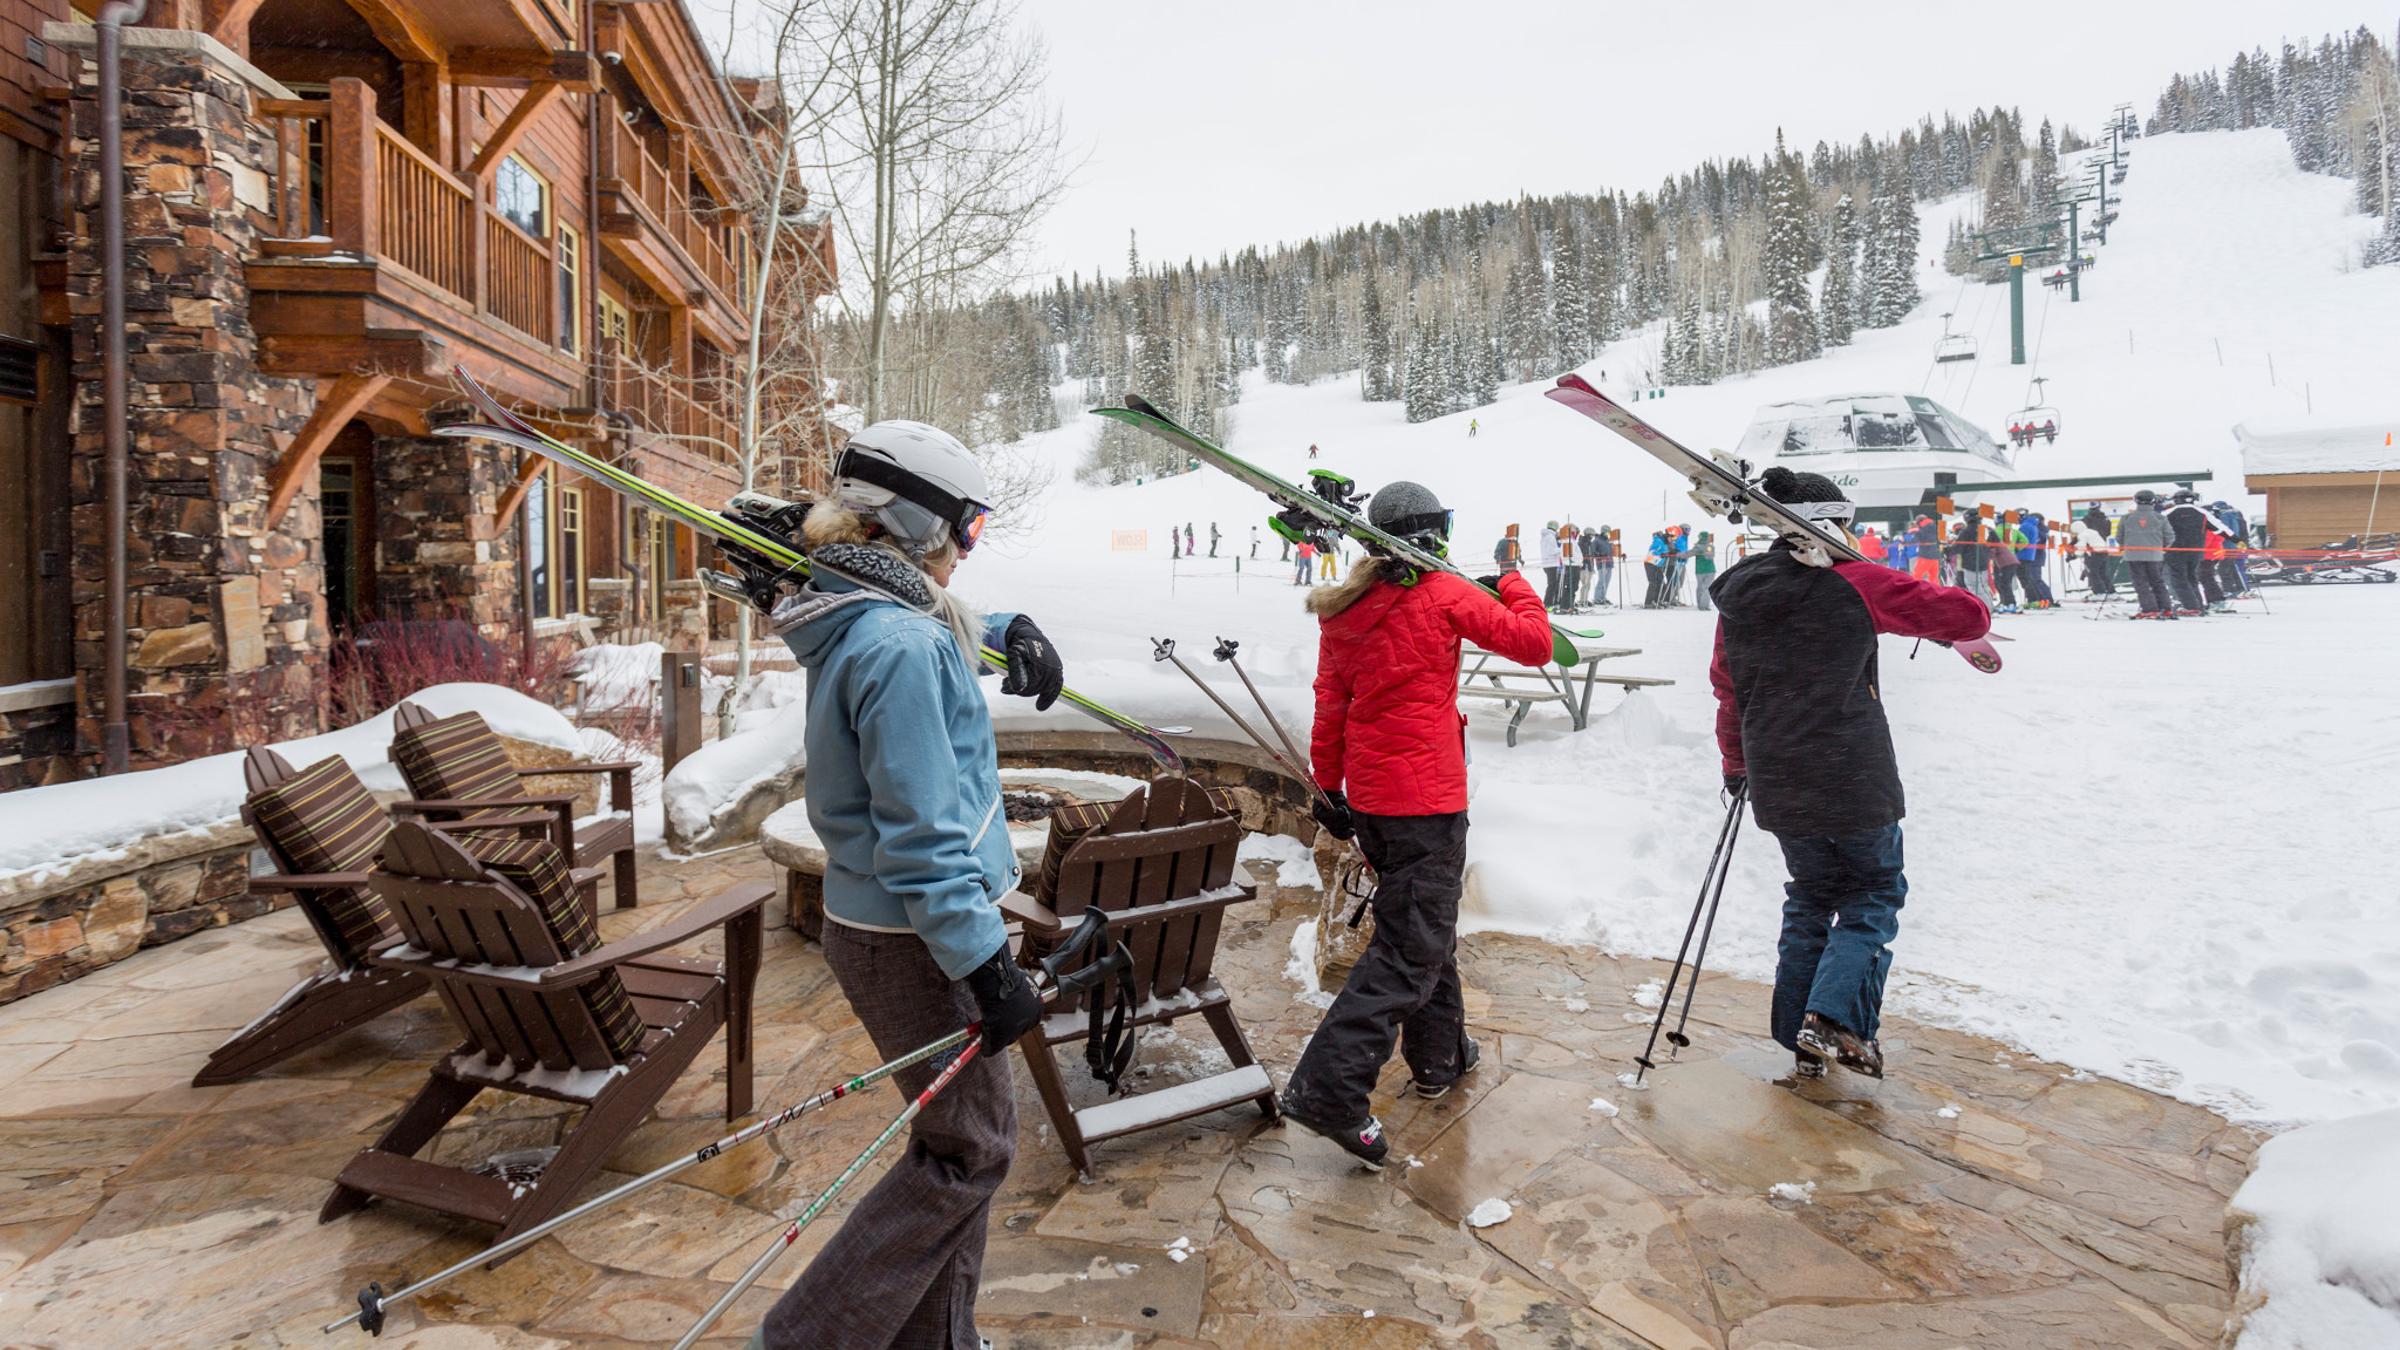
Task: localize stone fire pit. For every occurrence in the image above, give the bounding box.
[762,768,1143,937]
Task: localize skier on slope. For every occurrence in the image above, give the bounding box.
[1708,467,1990,1080]
[759,420,1066,1349]
[2075,505,2119,597]
[2163,489,2231,615]
[1278,482,1554,1167]
[1537,518,1565,607]
[2118,491,2176,618]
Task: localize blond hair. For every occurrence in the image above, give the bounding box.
[1305,555,1407,617]
[803,504,984,660]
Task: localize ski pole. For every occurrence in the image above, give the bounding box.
[1665,793,1746,1051]
[673,1035,986,1350]
[1213,637,1318,790]
[323,1029,971,1337]
[1149,638,1300,791]
[1634,784,1746,1084]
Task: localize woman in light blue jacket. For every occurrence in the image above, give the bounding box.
[758,419,1064,1350]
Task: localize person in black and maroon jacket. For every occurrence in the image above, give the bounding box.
[1708,467,1991,1080]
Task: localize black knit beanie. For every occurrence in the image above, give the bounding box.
[1759,465,1853,522]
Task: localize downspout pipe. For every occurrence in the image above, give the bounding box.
[95,0,150,775]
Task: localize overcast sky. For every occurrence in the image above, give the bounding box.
[1007,0,2400,281]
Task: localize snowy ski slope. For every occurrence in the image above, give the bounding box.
[963,129,2400,1128]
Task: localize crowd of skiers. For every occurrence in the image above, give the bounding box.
[1849,489,2257,618]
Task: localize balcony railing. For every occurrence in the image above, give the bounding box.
[607,118,742,306]
[261,78,555,350]
[603,348,738,465]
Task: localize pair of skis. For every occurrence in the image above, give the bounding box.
[436,368,1192,771]
[1094,396,1605,668]
[1539,374,2006,675]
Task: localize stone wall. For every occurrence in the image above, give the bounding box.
[0,824,259,1004]
[0,686,77,791]
[373,431,522,641]
[63,36,321,768]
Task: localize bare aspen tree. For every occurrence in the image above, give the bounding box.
[803,0,1070,425]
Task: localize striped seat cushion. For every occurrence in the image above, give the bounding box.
[1033,785,1237,905]
[245,755,394,967]
[459,835,646,1062]
[391,710,525,807]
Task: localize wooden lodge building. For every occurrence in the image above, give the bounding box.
[0,0,833,789]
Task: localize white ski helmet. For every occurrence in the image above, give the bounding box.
[831,420,994,556]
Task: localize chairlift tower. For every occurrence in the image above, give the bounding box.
[2051,185,2097,301]
[1972,222,2066,365]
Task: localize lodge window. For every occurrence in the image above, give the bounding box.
[526,479,588,621]
[599,293,631,350]
[526,480,552,620]
[556,224,582,354]
[494,155,549,238]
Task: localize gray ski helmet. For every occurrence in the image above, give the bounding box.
[2135,489,2157,504]
[1366,480,1452,557]
[831,420,993,556]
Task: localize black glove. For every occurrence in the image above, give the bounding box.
[1312,789,1355,842]
[963,943,1045,1052]
[1474,574,1507,592]
[1000,615,1064,711]
[1723,773,1747,799]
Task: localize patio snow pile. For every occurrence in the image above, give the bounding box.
[663,698,807,845]
[571,641,664,713]
[0,684,581,888]
[2228,1107,2400,1348]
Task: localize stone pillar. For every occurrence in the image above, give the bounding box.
[372,431,521,640]
[61,31,320,767]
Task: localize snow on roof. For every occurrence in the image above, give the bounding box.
[2236,421,2400,477]
[0,684,582,889]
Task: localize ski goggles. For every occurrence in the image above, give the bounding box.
[834,448,995,554]
[1786,499,1857,523]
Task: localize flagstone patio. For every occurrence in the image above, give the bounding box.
[0,845,2254,1347]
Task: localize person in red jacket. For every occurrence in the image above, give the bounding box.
[1278,481,1554,1168]
[1709,467,1990,1081]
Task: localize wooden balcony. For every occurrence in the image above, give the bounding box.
[246,78,581,412]
[597,118,747,351]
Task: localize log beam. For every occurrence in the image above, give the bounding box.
[265,373,393,528]
[468,81,567,182]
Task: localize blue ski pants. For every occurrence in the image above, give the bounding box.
[1770,825,1907,1049]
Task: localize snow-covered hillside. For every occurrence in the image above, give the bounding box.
[958,129,2399,1130]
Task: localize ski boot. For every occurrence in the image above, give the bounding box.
[1278,1091,1389,1170]
[1792,1047,1827,1080]
[2208,601,2233,614]
[1411,1036,1481,1100]
[1796,1012,1883,1079]
[1995,604,2021,615]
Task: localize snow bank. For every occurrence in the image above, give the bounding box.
[570,641,664,713]
[2229,1107,2400,1348]
[2236,420,2400,477]
[663,698,807,845]
[0,684,582,887]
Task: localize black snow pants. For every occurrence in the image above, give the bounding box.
[2084,554,2114,595]
[2166,553,2208,611]
[1282,810,1472,1125]
[2128,560,2170,613]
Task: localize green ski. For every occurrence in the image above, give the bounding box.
[1091,394,1597,667]
[438,367,1192,771]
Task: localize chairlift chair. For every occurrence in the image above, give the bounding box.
[1934,333,1977,364]
[2004,405,2061,449]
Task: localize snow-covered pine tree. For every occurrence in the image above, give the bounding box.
[1360,266,1396,401]
[1550,219,1591,368]
[1860,190,1919,328]
[1469,323,1501,406]
[1762,132,1822,366]
[1401,320,1436,423]
[1820,193,1859,346]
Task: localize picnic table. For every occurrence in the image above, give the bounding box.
[1456,640,1676,747]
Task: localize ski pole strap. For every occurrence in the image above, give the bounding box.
[1085,940,1138,1092]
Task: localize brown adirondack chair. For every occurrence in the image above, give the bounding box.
[387,700,643,908]
[1011,777,1277,1178]
[322,820,768,1248]
[194,748,579,1088]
